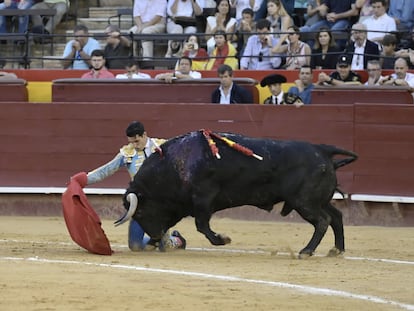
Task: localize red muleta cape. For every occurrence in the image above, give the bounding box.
[62,172,112,255]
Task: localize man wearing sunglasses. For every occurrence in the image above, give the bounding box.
[240,19,282,70]
[317,54,361,86]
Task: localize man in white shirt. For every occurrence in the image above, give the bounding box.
[165,0,203,57]
[155,56,201,83]
[115,62,151,79]
[131,0,167,59]
[362,0,396,45]
[379,57,414,99]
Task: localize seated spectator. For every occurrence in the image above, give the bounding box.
[260,73,287,105]
[155,56,201,83]
[240,19,282,70]
[378,57,414,98]
[165,0,202,58]
[266,0,292,38]
[271,25,311,69]
[395,28,414,66]
[130,0,167,59]
[362,0,396,46]
[287,65,314,104]
[179,34,209,70]
[230,0,254,21]
[353,0,373,23]
[30,0,68,35]
[310,27,341,69]
[62,24,101,70]
[303,0,323,28]
[317,54,362,85]
[300,0,355,48]
[0,71,18,79]
[81,50,115,79]
[205,0,237,54]
[381,34,398,69]
[235,8,256,57]
[344,23,380,70]
[365,59,384,85]
[254,0,294,21]
[388,0,414,35]
[103,24,132,70]
[115,62,151,79]
[205,30,238,70]
[398,26,414,50]
[211,64,253,104]
[0,0,33,35]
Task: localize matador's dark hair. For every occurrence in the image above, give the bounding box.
[126,121,145,137]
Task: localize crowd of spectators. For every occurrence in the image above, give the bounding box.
[0,0,414,71]
[1,0,414,103]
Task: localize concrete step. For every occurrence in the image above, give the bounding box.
[77,17,134,31]
[32,43,67,56]
[89,7,132,19]
[99,0,133,7]
[41,57,65,69]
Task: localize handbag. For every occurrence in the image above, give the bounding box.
[173,16,197,27]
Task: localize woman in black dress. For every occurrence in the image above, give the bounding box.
[310,27,342,69]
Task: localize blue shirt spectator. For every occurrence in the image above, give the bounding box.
[388,0,414,32]
[240,19,282,70]
[287,65,314,104]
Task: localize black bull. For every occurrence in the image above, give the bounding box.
[115,131,358,256]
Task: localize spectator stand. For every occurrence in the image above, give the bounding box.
[0,9,56,68]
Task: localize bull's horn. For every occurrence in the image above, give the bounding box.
[114,193,138,227]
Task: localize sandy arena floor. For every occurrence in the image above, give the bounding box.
[0,216,413,311]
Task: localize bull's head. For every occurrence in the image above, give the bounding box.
[114,192,138,227]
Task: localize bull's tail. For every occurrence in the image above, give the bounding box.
[318,144,358,170]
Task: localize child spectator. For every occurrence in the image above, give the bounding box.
[206,30,238,70]
[381,34,398,69]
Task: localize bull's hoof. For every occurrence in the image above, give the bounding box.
[298,249,314,259]
[218,234,231,245]
[327,247,344,257]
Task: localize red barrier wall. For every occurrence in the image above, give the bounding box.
[2,101,414,197]
[0,103,355,191]
[353,104,414,196]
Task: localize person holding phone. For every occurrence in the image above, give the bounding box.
[240,18,282,70]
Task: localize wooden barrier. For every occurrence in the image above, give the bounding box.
[312,85,414,105]
[352,103,414,196]
[51,78,260,104]
[0,78,28,101]
[1,102,414,197]
[0,102,354,191]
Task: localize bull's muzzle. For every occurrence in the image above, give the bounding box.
[114,193,138,227]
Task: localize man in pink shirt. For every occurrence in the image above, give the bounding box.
[81,49,115,79]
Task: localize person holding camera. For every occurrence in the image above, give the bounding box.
[180,34,209,70]
[239,19,282,70]
[165,0,203,58]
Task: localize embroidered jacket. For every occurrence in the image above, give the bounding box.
[87,138,165,184]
